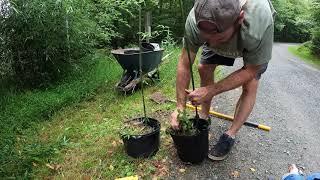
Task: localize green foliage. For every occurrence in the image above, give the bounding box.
[158,25,177,50]
[0,0,13,79]
[90,0,141,48]
[90,0,177,48]
[272,0,313,42]
[0,0,97,88]
[288,43,320,67]
[311,29,320,55]
[2,0,317,89]
[311,0,320,55]
[269,0,320,50]
[0,0,185,88]
[153,0,194,41]
[97,0,193,46]
[0,46,182,178]
[177,109,197,136]
[0,50,122,178]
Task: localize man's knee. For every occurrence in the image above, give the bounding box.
[198,64,216,77]
[242,79,259,95]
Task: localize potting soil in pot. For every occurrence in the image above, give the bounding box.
[120,118,160,158]
[121,118,154,136]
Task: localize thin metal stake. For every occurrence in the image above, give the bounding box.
[139,6,147,119]
[185,39,199,120]
[180,0,199,120]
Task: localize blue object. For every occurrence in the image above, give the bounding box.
[283,172,320,180]
[307,173,320,180]
[284,174,304,180]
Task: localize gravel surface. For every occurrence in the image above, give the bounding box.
[167,43,320,179]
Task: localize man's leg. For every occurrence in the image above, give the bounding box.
[198,63,217,119]
[198,45,235,119]
[226,78,259,137]
[208,63,268,161]
[208,78,259,161]
[226,64,267,136]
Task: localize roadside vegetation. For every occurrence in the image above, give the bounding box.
[0,0,319,178]
[288,42,320,68]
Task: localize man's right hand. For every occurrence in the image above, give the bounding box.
[170,109,180,130]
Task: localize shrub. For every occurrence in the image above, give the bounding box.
[1,0,97,88]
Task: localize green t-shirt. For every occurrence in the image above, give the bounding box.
[184,0,276,65]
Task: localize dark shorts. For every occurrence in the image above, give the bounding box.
[200,47,268,80]
[200,46,235,66]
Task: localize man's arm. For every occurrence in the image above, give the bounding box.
[186,64,262,105]
[176,47,197,110]
[208,64,260,96]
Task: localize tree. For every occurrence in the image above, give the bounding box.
[311,0,320,55]
[272,0,313,42]
[1,0,97,88]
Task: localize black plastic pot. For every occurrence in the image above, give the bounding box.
[169,118,209,164]
[121,117,161,158]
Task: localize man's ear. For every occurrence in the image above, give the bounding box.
[238,10,245,24]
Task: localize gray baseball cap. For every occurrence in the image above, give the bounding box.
[194,0,241,33]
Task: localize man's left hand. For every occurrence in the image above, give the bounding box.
[185,86,215,106]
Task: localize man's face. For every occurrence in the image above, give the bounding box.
[198,21,237,47]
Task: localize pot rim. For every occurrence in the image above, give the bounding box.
[111,48,164,56]
[120,117,161,138]
[167,118,209,137]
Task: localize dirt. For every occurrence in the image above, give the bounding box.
[149,91,171,104]
[121,118,154,136]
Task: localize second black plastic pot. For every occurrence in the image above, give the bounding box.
[121,117,160,158]
[169,118,209,164]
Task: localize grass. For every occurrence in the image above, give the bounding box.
[0,50,122,178]
[288,44,320,68]
[0,44,206,179]
[25,46,184,179]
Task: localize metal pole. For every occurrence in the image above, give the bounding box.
[139,6,147,119]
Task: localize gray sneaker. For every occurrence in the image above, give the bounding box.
[208,133,235,161]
